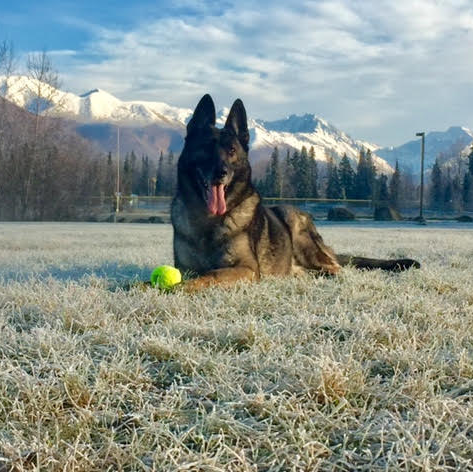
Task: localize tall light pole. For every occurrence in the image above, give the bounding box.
[416,132,426,225]
[115,127,120,221]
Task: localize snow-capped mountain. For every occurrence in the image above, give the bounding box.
[0,75,77,115]
[376,126,473,175]
[216,107,391,174]
[0,75,193,127]
[0,75,391,174]
[250,114,390,173]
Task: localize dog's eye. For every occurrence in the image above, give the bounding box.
[228,146,236,156]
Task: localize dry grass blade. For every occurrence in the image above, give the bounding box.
[0,222,472,471]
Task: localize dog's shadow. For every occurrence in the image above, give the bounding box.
[1,262,153,291]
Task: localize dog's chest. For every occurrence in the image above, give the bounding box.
[175,229,249,274]
[172,202,253,273]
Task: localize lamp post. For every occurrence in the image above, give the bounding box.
[416,132,426,225]
[115,127,121,222]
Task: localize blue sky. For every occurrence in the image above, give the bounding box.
[1,0,473,146]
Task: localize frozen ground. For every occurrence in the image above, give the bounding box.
[0,222,472,470]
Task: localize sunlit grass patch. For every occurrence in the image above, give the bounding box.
[0,222,472,470]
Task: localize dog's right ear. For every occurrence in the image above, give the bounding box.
[224,98,249,152]
[187,94,216,134]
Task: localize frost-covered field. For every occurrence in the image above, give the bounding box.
[1,222,473,471]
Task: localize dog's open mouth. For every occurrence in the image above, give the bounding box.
[207,184,227,215]
[197,169,228,216]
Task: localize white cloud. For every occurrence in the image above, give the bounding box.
[48,50,78,57]
[54,0,473,146]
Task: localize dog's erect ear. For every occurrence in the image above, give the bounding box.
[225,99,249,151]
[187,94,216,134]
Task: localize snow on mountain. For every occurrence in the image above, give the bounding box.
[4,74,471,180]
[250,114,390,173]
[0,75,78,115]
[216,107,389,173]
[376,126,473,175]
[75,88,193,126]
[1,75,392,173]
[0,75,193,127]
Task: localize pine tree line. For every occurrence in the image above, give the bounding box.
[154,150,177,196]
[110,149,177,197]
[256,146,407,208]
[429,146,473,211]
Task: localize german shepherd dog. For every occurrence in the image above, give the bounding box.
[171,95,420,291]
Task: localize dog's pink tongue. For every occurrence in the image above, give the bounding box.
[208,184,226,215]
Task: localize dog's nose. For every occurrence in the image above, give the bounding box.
[216,167,228,180]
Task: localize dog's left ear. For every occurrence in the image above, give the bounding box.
[187,94,216,135]
[225,99,250,152]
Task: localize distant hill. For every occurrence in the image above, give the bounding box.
[75,122,185,157]
[249,114,390,174]
[1,75,393,175]
[4,74,473,178]
[376,127,473,175]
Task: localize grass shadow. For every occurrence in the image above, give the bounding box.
[0,262,152,286]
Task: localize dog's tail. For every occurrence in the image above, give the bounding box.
[336,254,420,272]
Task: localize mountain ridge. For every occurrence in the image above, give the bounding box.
[2,74,471,178]
[376,126,473,175]
[0,75,392,174]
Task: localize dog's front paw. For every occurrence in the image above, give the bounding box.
[181,276,215,293]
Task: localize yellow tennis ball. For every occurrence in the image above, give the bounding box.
[150,265,182,290]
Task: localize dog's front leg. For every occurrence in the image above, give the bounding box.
[183,266,258,292]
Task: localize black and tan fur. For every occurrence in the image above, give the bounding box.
[171,95,420,290]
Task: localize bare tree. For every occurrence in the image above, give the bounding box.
[0,41,18,218]
[0,41,113,221]
[0,40,17,150]
[20,50,65,218]
[25,50,63,118]
[0,40,16,82]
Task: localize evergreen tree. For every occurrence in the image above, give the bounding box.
[468,146,473,176]
[463,145,473,209]
[389,160,401,209]
[462,172,472,210]
[166,150,176,195]
[354,148,377,199]
[139,155,150,195]
[254,177,267,196]
[130,150,139,194]
[106,151,115,196]
[450,172,462,211]
[267,147,281,197]
[287,149,299,198]
[295,146,311,197]
[366,149,377,198]
[326,157,342,199]
[338,153,355,199]
[123,154,132,195]
[376,174,389,204]
[262,162,271,197]
[443,170,453,210]
[354,148,368,199]
[308,146,318,198]
[282,149,292,197]
[430,157,443,209]
[155,151,165,195]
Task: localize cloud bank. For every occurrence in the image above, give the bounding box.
[50,0,473,145]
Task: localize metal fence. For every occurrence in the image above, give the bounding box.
[81,195,473,223]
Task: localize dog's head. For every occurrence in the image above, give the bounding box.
[178,94,251,216]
